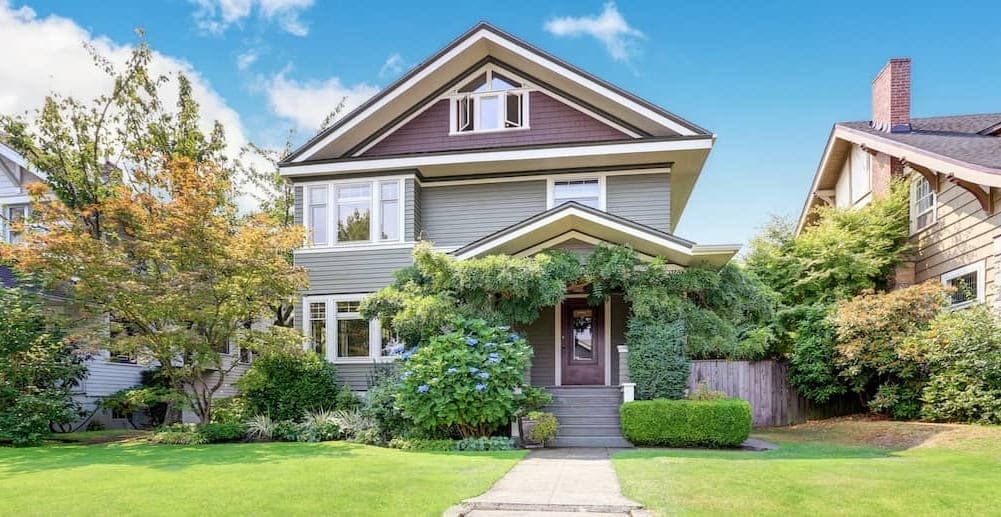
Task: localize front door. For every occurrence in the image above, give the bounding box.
[560,299,604,385]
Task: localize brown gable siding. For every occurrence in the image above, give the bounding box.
[362,92,630,157]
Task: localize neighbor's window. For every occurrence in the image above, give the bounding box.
[552,178,601,209]
[307,186,328,246]
[309,302,327,357]
[942,262,985,309]
[453,69,527,133]
[910,176,936,233]
[336,184,371,242]
[4,205,27,244]
[379,181,400,241]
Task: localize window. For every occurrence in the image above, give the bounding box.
[308,302,327,357]
[307,186,328,245]
[451,68,528,134]
[910,175,936,233]
[942,262,985,309]
[550,178,602,209]
[4,205,27,244]
[303,179,405,248]
[302,295,390,361]
[379,182,400,241]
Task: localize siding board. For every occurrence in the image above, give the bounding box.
[606,173,671,232]
[295,247,414,294]
[518,308,556,387]
[421,180,547,247]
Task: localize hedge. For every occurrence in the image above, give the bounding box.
[620,398,752,448]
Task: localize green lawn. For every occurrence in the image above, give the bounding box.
[613,418,1001,516]
[0,440,524,516]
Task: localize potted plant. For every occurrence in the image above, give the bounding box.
[522,411,559,448]
[515,386,552,447]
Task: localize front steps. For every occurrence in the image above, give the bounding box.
[543,386,632,448]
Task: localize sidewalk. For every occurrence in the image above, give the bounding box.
[450,448,647,516]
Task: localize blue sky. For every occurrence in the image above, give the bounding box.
[6,1,1001,245]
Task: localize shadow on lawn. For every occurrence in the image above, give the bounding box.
[615,441,902,462]
[0,441,361,475]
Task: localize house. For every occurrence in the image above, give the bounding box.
[799,58,1001,310]
[279,23,738,445]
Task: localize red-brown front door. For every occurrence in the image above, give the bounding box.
[561,299,604,385]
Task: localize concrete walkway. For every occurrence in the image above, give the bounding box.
[449,448,647,516]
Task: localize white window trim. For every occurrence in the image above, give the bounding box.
[941,261,985,310]
[448,64,532,136]
[2,204,29,244]
[546,175,606,211]
[301,294,394,364]
[302,177,407,250]
[909,173,937,235]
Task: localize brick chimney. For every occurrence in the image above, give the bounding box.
[871,58,911,133]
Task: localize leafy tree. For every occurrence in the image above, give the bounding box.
[0,280,87,446]
[783,304,844,404]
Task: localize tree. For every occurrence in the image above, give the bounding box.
[0,278,87,446]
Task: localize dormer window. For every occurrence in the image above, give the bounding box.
[450,68,529,134]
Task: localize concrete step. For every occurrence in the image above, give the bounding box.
[545,405,621,417]
[558,424,625,437]
[550,436,633,448]
[556,415,620,426]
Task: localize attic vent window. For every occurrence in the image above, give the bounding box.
[451,69,529,134]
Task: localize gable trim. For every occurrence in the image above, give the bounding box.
[511,230,656,261]
[348,58,644,157]
[284,22,708,164]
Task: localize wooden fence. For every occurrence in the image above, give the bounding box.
[688,360,808,427]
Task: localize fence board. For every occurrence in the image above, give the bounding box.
[688,360,807,427]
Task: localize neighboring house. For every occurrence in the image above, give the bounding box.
[278,23,738,445]
[799,58,1001,310]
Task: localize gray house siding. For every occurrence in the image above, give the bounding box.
[293,185,304,226]
[363,92,629,157]
[610,295,628,386]
[420,180,547,247]
[518,307,555,387]
[337,363,380,391]
[412,181,423,240]
[404,178,417,241]
[606,173,671,233]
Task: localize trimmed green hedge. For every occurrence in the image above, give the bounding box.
[620,398,752,448]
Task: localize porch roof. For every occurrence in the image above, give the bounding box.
[450,202,740,266]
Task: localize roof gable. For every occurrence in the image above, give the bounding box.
[284,22,709,164]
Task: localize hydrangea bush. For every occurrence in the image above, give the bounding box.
[395,318,533,438]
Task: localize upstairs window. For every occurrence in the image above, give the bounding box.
[550,178,602,210]
[336,184,371,242]
[942,262,984,309]
[451,69,528,134]
[910,175,936,234]
[303,178,405,248]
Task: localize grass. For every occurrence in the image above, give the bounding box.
[0,440,525,516]
[613,417,1001,516]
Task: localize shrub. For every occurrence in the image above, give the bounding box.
[783,304,846,404]
[387,438,455,451]
[331,409,382,445]
[211,397,252,426]
[395,318,533,438]
[100,385,181,430]
[915,306,1001,424]
[236,350,341,421]
[149,431,207,445]
[197,422,245,443]
[515,386,552,416]
[298,410,341,442]
[832,282,949,419]
[362,363,415,442]
[627,319,689,400]
[524,411,558,445]
[273,420,302,442]
[334,386,363,411]
[453,436,516,451]
[246,414,276,441]
[620,398,752,448]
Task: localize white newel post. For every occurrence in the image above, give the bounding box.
[622,383,635,403]
[618,345,634,402]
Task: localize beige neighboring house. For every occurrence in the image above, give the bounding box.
[799,58,1001,309]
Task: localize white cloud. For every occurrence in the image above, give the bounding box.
[191,0,313,36]
[544,2,645,62]
[0,2,263,209]
[236,49,259,70]
[379,53,404,79]
[261,70,378,133]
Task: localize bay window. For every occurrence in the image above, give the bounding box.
[303,178,405,248]
[303,295,395,362]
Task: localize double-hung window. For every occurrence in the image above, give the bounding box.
[303,295,398,362]
[451,68,529,134]
[549,178,603,210]
[942,262,985,309]
[910,175,936,234]
[303,178,405,248]
[3,205,27,244]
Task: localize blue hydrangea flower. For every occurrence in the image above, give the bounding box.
[478,371,490,380]
[446,367,459,374]
[465,336,479,346]
[400,371,412,380]
[385,343,405,356]
[509,333,520,341]
[484,342,497,348]
[487,352,501,363]
[474,383,487,392]
[469,366,479,374]
[417,384,430,393]
[400,347,418,360]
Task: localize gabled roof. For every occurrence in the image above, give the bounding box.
[797,113,1001,233]
[451,201,739,266]
[0,141,47,187]
[282,21,710,165]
